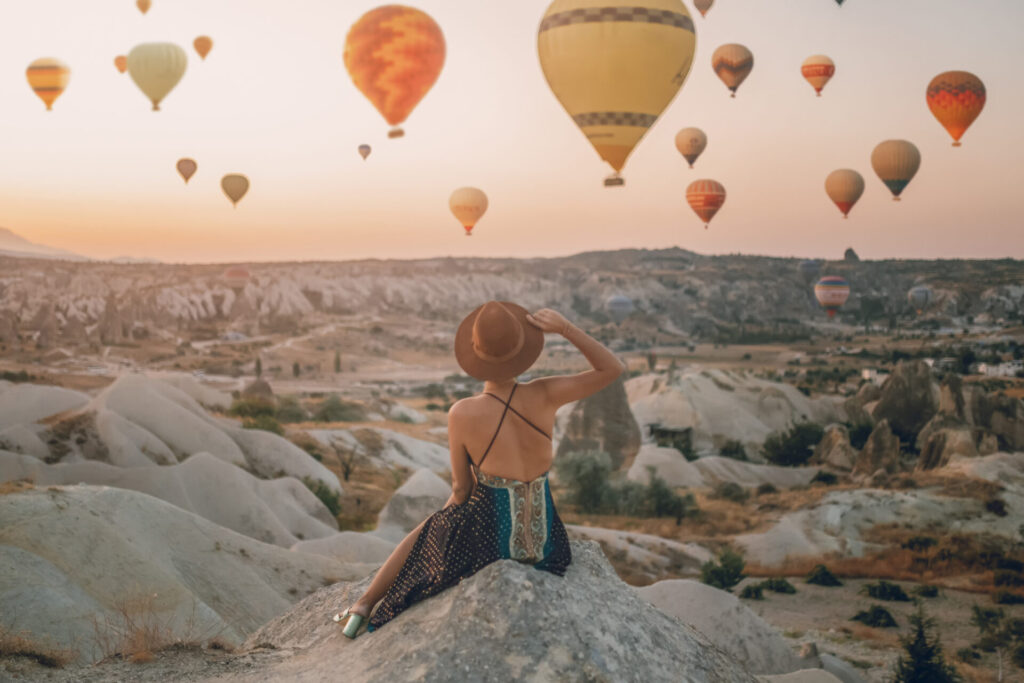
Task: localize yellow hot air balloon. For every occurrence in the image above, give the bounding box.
[824,169,864,219]
[538,0,696,186]
[871,140,921,201]
[712,44,753,97]
[801,55,834,96]
[114,55,128,74]
[193,36,213,61]
[674,127,706,168]
[26,58,70,111]
[344,6,446,139]
[176,158,197,184]
[449,187,488,236]
[686,179,726,228]
[221,174,250,207]
[358,144,372,160]
[127,43,187,111]
[137,0,151,14]
[694,0,713,17]
[926,71,985,147]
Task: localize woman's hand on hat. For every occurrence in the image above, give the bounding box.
[526,308,570,335]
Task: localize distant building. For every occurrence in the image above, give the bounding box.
[860,368,890,385]
[977,361,1023,378]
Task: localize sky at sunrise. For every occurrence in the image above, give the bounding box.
[0,0,1021,263]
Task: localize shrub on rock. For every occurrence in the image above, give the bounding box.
[852,605,897,628]
[700,550,746,593]
[762,423,824,467]
[862,580,911,602]
[739,584,763,600]
[806,564,842,587]
[758,578,796,594]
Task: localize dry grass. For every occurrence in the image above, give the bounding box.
[91,593,225,664]
[0,479,34,495]
[0,626,74,668]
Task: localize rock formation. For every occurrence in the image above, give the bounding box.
[852,419,901,478]
[871,360,939,443]
[812,424,857,472]
[556,375,641,469]
[372,468,449,543]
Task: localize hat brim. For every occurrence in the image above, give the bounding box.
[454,302,544,382]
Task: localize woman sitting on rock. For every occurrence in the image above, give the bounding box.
[333,302,624,637]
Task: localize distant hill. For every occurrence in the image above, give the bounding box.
[0,227,88,261]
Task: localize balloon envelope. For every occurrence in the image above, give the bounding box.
[537,0,697,179]
[686,179,726,227]
[449,187,488,236]
[114,55,128,74]
[871,140,921,201]
[907,286,933,314]
[127,43,187,111]
[606,295,634,324]
[193,36,213,60]
[358,144,371,160]
[26,58,70,111]
[801,55,834,96]
[824,169,864,218]
[712,44,753,97]
[926,71,985,146]
[176,158,197,184]
[674,127,707,168]
[694,0,713,17]
[344,6,445,137]
[221,174,250,207]
[137,0,151,14]
[223,267,251,289]
[814,276,850,318]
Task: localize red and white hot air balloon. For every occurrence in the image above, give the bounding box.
[801,55,835,96]
[686,179,726,228]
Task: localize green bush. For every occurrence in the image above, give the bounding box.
[758,578,796,594]
[711,481,749,503]
[986,498,1009,517]
[762,423,824,467]
[811,470,838,486]
[275,396,308,423]
[955,647,980,663]
[902,536,937,553]
[243,414,284,435]
[852,605,897,628]
[302,477,341,517]
[847,421,874,450]
[915,585,939,599]
[720,440,747,461]
[806,564,843,587]
[556,450,612,513]
[740,584,764,600]
[313,395,367,422]
[0,370,34,383]
[756,483,777,496]
[994,591,1024,605]
[995,570,1024,588]
[230,396,275,418]
[862,580,911,602]
[700,549,746,593]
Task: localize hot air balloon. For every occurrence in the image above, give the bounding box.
[686,179,726,228]
[712,44,753,98]
[907,286,933,314]
[358,144,371,160]
[26,58,70,111]
[223,267,251,290]
[176,158,197,184]
[193,36,213,60]
[801,55,834,96]
[449,187,488,236]
[825,169,864,218]
[675,127,707,168]
[137,0,151,14]
[344,6,445,139]
[221,174,249,207]
[871,140,921,201]
[799,259,822,283]
[926,71,985,147]
[127,43,187,111]
[834,0,845,5]
[538,0,697,186]
[114,55,128,74]
[606,295,634,324]
[694,0,713,17]
[814,276,850,319]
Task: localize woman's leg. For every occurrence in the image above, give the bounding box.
[349,519,426,616]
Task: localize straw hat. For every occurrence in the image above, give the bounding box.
[454,301,544,381]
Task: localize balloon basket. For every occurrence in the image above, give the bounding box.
[952,141,962,147]
[604,175,625,187]
[893,197,901,202]
[388,128,405,139]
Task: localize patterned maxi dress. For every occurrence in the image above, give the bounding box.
[368,384,572,631]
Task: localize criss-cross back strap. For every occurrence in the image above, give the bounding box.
[484,391,552,441]
[477,383,518,468]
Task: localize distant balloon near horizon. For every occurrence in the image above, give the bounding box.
[605,294,635,324]
[834,0,846,5]
[176,158,197,184]
[712,44,753,97]
[26,58,69,111]
[799,259,822,282]
[871,140,921,201]
[449,187,488,236]
[907,285,933,314]
[694,0,713,17]
[686,179,726,229]
[136,0,151,14]
[825,169,865,219]
[221,174,250,207]
[801,55,835,96]
[814,276,850,319]
[358,144,371,160]
[926,71,986,147]
[538,0,697,186]
[193,36,213,60]
[344,5,446,139]
[114,55,128,74]
[222,266,251,290]
[674,127,707,168]
[127,43,187,111]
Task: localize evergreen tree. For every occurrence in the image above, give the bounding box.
[255,357,262,378]
[334,350,341,373]
[292,361,300,378]
[893,604,960,683]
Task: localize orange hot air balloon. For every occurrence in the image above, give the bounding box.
[824,169,864,219]
[814,276,850,319]
[926,71,985,147]
[26,58,70,111]
[801,55,834,96]
[686,179,726,228]
[712,44,753,97]
[221,174,250,207]
[344,6,445,139]
[114,55,128,74]
[449,187,488,236]
[694,0,713,17]
[193,36,213,60]
[137,0,151,14]
[176,158,197,184]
